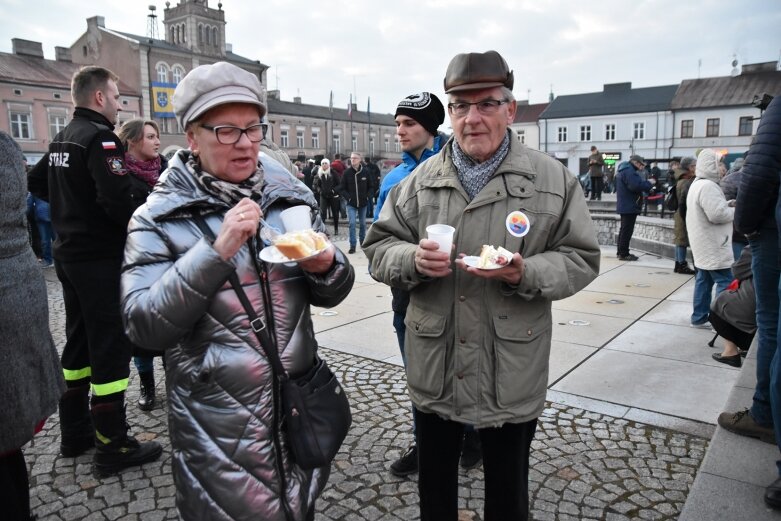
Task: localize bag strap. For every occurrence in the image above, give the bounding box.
[192,214,288,379]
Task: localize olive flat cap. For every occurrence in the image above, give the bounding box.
[444,50,514,93]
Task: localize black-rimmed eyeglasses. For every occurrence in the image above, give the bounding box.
[200,123,264,145]
[447,99,509,117]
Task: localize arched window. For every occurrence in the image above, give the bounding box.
[198,24,203,44]
[212,27,217,46]
[157,63,168,83]
[205,25,210,45]
[170,26,175,43]
[172,65,184,84]
[181,24,186,43]
[175,26,180,44]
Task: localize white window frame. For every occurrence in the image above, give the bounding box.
[8,104,33,140]
[280,129,289,148]
[579,124,591,142]
[172,65,185,84]
[156,63,169,83]
[633,121,646,140]
[296,130,305,148]
[516,129,526,144]
[311,131,319,149]
[394,137,400,153]
[351,134,357,151]
[384,136,390,152]
[333,134,341,155]
[604,123,616,141]
[557,126,567,143]
[47,107,69,139]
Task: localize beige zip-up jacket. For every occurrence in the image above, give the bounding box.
[364,134,600,428]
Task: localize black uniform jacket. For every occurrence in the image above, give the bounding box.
[28,108,143,262]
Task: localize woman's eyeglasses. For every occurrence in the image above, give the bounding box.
[200,123,264,145]
[447,99,509,117]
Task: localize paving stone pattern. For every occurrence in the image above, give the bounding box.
[30,272,707,520]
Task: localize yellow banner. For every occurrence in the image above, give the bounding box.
[152,82,176,117]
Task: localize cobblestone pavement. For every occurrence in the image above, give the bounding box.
[30,264,708,521]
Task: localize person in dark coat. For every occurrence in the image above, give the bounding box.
[615,155,653,261]
[672,157,697,274]
[0,130,66,519]
[710,246,755,367]
[588,146,605,200]
[717,95,781,510]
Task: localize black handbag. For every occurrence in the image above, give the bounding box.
[193,215,351,470]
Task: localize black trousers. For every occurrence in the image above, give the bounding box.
[319,196,340,232]
[55,258,132,395]
[590,176,603,200]
[0,449,30,520]
[416,408,537,521]
[617,213,638,257]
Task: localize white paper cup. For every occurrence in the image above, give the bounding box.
[280,205,312,232]
[426,224,455,253]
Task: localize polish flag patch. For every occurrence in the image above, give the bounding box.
[102,141,117,150]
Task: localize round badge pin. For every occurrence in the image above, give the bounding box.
[506,211,530,238]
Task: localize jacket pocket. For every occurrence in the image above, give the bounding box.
[404,306,448,399]
[492,315,550,408]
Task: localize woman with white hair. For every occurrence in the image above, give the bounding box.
[685,148,735,328]
[120,62,354,520]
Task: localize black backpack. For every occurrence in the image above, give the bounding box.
[664,183,678,212]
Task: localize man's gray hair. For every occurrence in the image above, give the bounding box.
[500,87,515,102]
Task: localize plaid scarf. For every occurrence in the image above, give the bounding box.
[452,131,511,200]
[187,155,265,206]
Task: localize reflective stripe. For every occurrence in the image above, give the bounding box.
[95,429,112,445]
[63,366,91,381]
[91,378,129,396]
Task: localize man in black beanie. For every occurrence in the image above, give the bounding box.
[373,91,448,477]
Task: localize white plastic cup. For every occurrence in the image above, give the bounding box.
[426,224,455,253]
[280,205,312,232]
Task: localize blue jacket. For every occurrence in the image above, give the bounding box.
[374,134,444,220]
[615,161,653,214]
[735,96,781,236]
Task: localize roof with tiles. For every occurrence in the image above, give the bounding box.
[513,102,549,124]
[0,51,137,95]
[671,62,781,109]
[266,97,396,126]
[540,83,678,119]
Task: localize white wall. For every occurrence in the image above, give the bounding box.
[670,106,761,157]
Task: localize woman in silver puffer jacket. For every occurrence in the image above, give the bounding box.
[120,62,354,521]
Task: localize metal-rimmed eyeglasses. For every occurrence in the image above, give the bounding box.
[200,123,264,145]
[447,99,510,117]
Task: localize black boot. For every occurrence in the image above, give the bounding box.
[674,261,696,275]
[91,400,162,477]
[59,384,94,457]
[460,430,482,469]
[137,371,156,411]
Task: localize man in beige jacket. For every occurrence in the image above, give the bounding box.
[364,50,600,521]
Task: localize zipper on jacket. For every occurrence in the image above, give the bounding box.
[250,243,295,521]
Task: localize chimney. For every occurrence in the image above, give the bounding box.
[11,38,44,58]
[87,16,105,30]
[603,82,632,94]
[294,96,302,104]
[741,62,778,74]
[55,46,72,62]
[267,90,280,100]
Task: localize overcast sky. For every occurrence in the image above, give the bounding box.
[1,0,779,116]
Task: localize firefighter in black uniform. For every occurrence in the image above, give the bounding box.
[28,66,161,476]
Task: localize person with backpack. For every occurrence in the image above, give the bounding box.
[671,157,697,274]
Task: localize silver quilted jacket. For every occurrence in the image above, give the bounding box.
[120,150,354,521]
